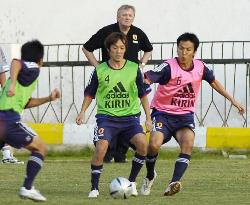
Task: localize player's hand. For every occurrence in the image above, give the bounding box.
[76,112,85,125]
[145,118,152,133]
[6,84,16,97]
[49,88,61,101]
[232,100,245,115]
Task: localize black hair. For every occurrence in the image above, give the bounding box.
[104,32,128,51]
[21,40,44,63]
[177,33,200,51]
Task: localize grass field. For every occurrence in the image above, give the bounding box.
[0,149,250,205]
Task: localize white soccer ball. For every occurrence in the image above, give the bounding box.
[109,177,132,199]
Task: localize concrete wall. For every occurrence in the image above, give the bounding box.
[29,123,250,148]
[1,0,249,147]
[0,0,250,44]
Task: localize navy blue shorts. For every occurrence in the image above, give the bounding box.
[93,116,144,149]
[151,110,195,144]
[0,120,37,149]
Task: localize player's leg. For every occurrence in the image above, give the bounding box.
[128,132,148,196]
[103,146,114,163]
[164,127,194,196]
[140,130,164,195]
[20,136,47,201]
[141,113,170,196]
[5,121,47,201]
[89,139,109,197]
[88,121,114,198]
[1,143,24,164]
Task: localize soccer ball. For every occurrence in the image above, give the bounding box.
[109,177,132,199]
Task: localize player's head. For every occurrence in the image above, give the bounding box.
[177,33,199,62]
[104,32,127,62]
[177,33,199,52]
[21,40,44,65]
[117,5,135,27]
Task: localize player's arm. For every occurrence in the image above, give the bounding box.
[210,80,245,115]
[140,95,152,132]
[136,69,152,131]
[76,96,93,125]
[76,70,98,125]
[7,59,22,97]
[25,88,61,108]
[144,62,171,85]
[202,65,245,115]
[0,73,6,88]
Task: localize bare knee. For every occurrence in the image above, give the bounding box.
[25,136,46,157]
[180,142,193,155]
[135,139,148,156]
[148,142,161,155]
[92,140,109,164]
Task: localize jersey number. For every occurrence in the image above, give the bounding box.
[176,77,181,85]
[105,75,110,83]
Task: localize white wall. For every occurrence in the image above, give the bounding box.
[0,0,249,127]
[0,0,250,44]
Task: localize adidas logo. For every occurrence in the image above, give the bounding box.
[105,82,129,99]
[171,83,196,108]
[104,82,131,109]
[174,83,195,98]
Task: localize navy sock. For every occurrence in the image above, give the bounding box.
[23,152,44,190]
[128,153,146,182]
[146,154,158,180]
[171,153,191,182]
[91,164,103,190]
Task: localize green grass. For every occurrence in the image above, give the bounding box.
[0,150,250,205]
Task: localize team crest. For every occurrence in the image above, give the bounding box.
[132,34,138,41]
[25,135,32,142]
[156,122,163,129]
[98,128,104,135]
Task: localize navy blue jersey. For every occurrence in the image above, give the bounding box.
[18,60,40,86]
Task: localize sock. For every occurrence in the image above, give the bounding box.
[146,154,158,180]
[128,153,146,182]
[2,145,12,159]
[171,153,191,182]
[91,164,103,190]
[23,152,44,190]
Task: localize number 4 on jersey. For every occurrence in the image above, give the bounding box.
[105,75,110,83]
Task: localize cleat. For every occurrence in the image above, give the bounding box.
[2,157,24,164]
[88,189,99,198]
[140,170,157,195]
[19,186,46,202]
[130,182,138,196]
[164,181,182,196]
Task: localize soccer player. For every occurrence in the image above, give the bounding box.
[76,32,152,198]
[0,40,61,201]
[140,33,245,196]
[82,4,153,163]
[0,46,23,164]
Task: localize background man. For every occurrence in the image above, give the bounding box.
[82,4,153,163]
